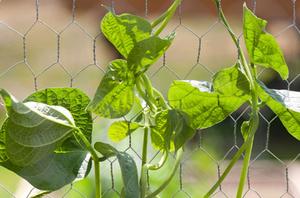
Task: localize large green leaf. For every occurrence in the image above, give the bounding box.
[94,142,139,198]
[128,34,175,74]
[88,59,135,118]
[108,121,141,142]
[213,64,250,99]
[101,12,152,58]
[0,88,93,190]
[258,82,300,140]
[1,151,90,191]
[168,66,250,129]
[0,89,76,166]
[243,5,288,79]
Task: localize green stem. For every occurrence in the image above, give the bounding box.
[75,128,101,198]
[236,91,259,197]
[236,136,254,197]
[136,76,156,110]
[141,127,149,198]
[204,112,259,198]
[147,151,168,170]
[153,0,182,36]
[146,148,183,198]
[213,0,255,88]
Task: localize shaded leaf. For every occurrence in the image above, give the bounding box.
[151,110,194,151]
[94,142,139,198]
[258,82,300,140]
[94,142,118,158]
[243,5,288,79]
[128,34,175,74]
[117,152,139,198]
[108,121,141,142]
[0,88,92,190]
[101,12,152,58]
[1,151,90,191]
[88,59,135,118]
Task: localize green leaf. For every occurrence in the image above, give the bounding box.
[151,109,194,151]
[108,121,141,142]
[94,142,139,198]
[243,5,288,79]
[1,151,90,191]
[94,142,118,158]
[168,65,250,129]
[213,64,250,99]
[173,111,195,151]
[88,59,135,118]
[0,89,76,166]
[151,110,173,151]
[128,34,175,74]
[0,126,8,162]
[30,191,51,198]
[258,82,300,140]
[241,121,250,140]
[101,12,152,58]
[0,88,93,190]
[116,152,139,198]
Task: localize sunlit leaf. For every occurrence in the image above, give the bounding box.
[258,82,300,140]
[88,59,135,118]
[108,121,141,142]
[168,65,250,129]
[243,5,288,79]
[128,34,175,74]
[101,12,152,58]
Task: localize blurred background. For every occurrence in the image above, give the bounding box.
[0,0,300,197]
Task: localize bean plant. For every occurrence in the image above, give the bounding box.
[0,0,299,198]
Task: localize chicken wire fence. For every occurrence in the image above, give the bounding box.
[0,0,300,197]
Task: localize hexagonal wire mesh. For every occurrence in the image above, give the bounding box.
[0,0,300,197]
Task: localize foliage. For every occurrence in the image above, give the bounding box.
[0,1,300,198]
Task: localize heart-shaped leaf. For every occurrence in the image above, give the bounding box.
[88,59,135,118]
[243,5,288,79]
[0,88,92,190]
[168,65,250,129]
[101,12,152,58]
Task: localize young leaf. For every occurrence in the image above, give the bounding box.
[168,65,250,129]
[94,142,139,198]
[128,34,175,74]
[173,111,195,151]
[108,121,141,142]
[241,120,250,140]
[243,5,288,79]
[101,12,152,58]
[94,142,118,158]
[151,110,173,151]
[88,59,135,118]
[258,82,300,140]
[151,109,194,151]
